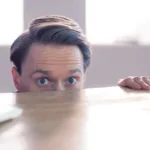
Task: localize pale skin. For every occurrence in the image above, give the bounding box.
[12,43,149,92]
[12,44,86,92]
[118,76,150,90]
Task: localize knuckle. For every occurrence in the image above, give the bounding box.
[125,78,132,83]
[134,76,142,81]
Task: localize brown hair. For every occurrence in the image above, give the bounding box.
[10,15,91,74]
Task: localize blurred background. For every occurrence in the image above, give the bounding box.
[0,0,150,92]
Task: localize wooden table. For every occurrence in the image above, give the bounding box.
[0,86,150,150]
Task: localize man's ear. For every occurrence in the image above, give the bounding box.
[11,67,21,91]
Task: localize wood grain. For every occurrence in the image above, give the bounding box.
[0,86,150,150]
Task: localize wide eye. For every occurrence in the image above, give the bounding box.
[67,77,77,85]
[37,77,49,85]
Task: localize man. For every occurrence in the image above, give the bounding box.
[10,15,147,92]
[118,76,150,90]
[10,15,91,92]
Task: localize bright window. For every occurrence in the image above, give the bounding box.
[0,0,23,45]
[86,0,150,44]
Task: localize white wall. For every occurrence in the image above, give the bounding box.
[0,46,14,92]
[85,45,150,88]
[24,0,85,31]
[0,0,149,92]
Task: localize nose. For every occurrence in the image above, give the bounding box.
[56,80,64,91]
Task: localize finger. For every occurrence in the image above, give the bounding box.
[134,77,150,90]
[118,77,141,90]
[142,76,150,86]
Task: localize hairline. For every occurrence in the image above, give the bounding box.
[13,42,86,74]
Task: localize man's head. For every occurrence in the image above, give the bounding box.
[10,15,91,92]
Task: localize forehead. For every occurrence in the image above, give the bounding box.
[22,43,84,74]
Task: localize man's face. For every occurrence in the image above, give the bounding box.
[12,44,85,92]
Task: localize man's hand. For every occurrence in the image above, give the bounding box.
[118,76,150,90]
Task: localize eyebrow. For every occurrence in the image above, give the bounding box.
[69,68,83,74]
[31,69,50,75]
[31,68,82,76]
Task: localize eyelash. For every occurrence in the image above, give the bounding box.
[66,76,79,83]
[35,76,79,85]
[36,77,51,84]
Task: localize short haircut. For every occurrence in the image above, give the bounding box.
[10,15,91,74]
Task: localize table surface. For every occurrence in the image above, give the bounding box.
[0,86,150,150]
